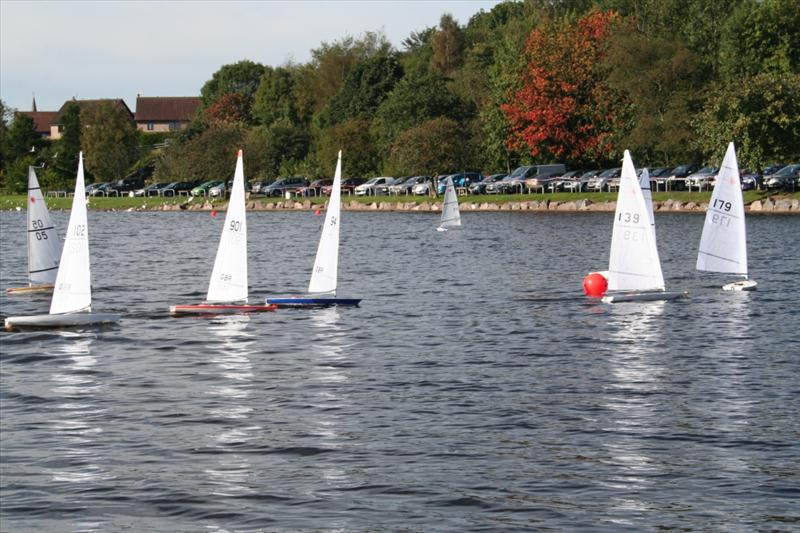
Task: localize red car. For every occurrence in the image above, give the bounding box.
[321,177,367,196]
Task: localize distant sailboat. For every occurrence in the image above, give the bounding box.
[170,150,277,315]
[437,175,461,232]
[5,153,120,330]
[639,168,656,244]
[267,150,361,307]
[696,142,756,291]
[601,150,684,303]
[7,166,62,294]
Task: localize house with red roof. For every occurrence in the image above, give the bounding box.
[134,95,201,133]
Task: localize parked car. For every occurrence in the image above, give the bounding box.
[88,182,118,197]
[469,174,507,194]
[659,163,700,191]
[296,179,333,197]
[586,168,621,192]
[208,179,248,198]
[133,182,169,197]
[647,167,673,178]
[413,177,436,195]
[191,180,223,197]
[162,181,197,196]
[322,177,366,196]
[390,176,430,195]
[561,170,598,192]
[686,166,719,190]
[525,171,564,192]
[114,176,145,193]
[436,172,483,194]
[490,164,566,194]
[84,182,105,195]
[250,180,271,195]
[355,177,394,196]
[763,163,800,190]
[262,176,309,197]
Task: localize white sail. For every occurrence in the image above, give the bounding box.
[308,151,342,295]
[206,150,248,303]
[27,166,61,285]
[438,175,461,230]
[639,168,656,244]
[607,150,665,292]
[50,153,92,314]
[696,142,747,276]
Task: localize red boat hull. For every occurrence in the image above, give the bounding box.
[169,303,278,316]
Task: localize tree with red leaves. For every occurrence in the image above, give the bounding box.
[502,10,625,166]
[204,93,252,125]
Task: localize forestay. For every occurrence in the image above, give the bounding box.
[27,166,61,285]
[696,142,748,276]
[607,150,665,292]
[439,175,461,230]
[206,150,248,303]
[308,150,342,295]
[50,153,92,314]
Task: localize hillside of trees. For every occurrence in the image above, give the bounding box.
[1,0,798,192]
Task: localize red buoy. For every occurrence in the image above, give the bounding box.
[211,210,217,217]
[583,272,608,297]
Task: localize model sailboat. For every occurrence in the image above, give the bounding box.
[267,150,361,307]
[601,150,684,303]
[696,142,756,291]
[7,166,62,294]
[5,153,120,330]
[437,175,461,232]
[170,150,277,315]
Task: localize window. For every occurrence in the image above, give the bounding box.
[147,122,154,131]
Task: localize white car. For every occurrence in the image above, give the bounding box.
[355,177,394,196]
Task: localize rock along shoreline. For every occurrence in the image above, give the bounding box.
[150,197,800,214]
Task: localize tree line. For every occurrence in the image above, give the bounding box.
[1,0,798,193]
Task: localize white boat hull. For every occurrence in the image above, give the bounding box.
[722,279,757,291]
[5,312,120,331]
[602,291,686,304]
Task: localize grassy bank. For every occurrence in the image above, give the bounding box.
[1,190,797,211]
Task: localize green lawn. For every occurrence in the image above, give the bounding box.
[0,189,796,210]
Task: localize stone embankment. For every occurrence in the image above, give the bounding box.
[158,197,800,213]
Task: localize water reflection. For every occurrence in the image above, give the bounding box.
[204,316,259,497]
[307,307,351,486]
[47,332,112,487]
[601,302,666,524]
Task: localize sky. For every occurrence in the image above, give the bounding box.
[0,0,502,113]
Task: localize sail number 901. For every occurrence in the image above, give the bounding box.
[229,220,243,232]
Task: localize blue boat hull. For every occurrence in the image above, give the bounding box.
[266,297,361,308]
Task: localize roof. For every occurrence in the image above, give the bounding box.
[19,111,58,133]
[53,98,134,124]
[134,96,201,122]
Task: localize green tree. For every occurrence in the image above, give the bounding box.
[155,124,244,183]
[604,19,706,164]
[719,0,800,80]
[252,66,299,127]
[371,69,466,150]
[80,101,138,182]
[242,124,310,179]
[295,31,393,117]
[430,14,464,75]
[693,72,800,170]
[204,93,253,125]
[386,117,473,176]
[52,102,82,188]
[6,113,41,163]
[0,99,11,175]
[316,118,380,178]
[200,60,266,122]
[319,55,404,128]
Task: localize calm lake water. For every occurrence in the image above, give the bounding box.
[1,209,798,532]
